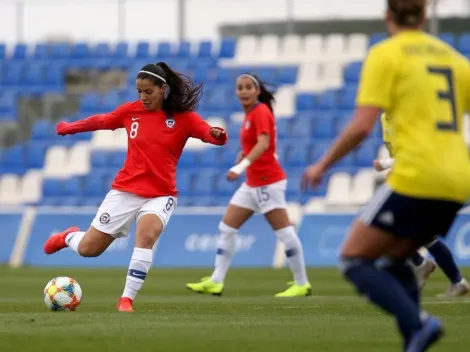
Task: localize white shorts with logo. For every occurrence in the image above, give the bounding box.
[229,179,287,214]
[91,190,177,238]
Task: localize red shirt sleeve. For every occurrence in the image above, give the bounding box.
[252,105,273,136]
[57,104,127,135]
[189,112,227,146]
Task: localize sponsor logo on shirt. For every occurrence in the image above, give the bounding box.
[165,118,176,128]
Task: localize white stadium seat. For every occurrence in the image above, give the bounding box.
[347,33,368,61]
[67,142,91,176]
[0,174,21,205]
[235,36,258,64]
[296,63,325,92]
[114,128,128,150]
[43,145,70,178]
[350,169,375,205]
[322,62,344,90]
[274,85,296,117]
[255,35,279,63]
[303,35,324,62]
[91,130,117,150]
[19,170,43,204]
[279,35,304,64]
[324,34,346,63]
[325,172,352,205]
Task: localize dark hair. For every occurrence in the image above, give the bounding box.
[136,62,203,115]
[388,0,426,26]
[239,73,276,112]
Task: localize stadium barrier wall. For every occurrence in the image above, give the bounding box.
[2,207,470,267]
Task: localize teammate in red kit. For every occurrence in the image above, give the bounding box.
[187,73,311,297]
[43,62,227,312]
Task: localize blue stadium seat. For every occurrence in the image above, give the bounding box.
[94,43,111,58]
[31,121,54,140]
[135,42,150,59]
[71,43,90,59]
[83,176,106,197]
[193,67,211,83]
[179,151,199,168]
[50,44,70,60]
[344,62,362,83]
[3,65,22,86]
[278,66,298,85]
[254,67,277,84]
[102,90,122,111]
[0,92,17,118]
[290,119,311,139]
[33,44,49,60]
[227,121,242,140]
[219,38,236,59]
[91,151,111,168]
[44,67,64,89]
[317,90,338,110]
[215,68,232,84]
[198,41,213,58]
[42,179,64,197]
[80,93,101,114]
[199,148,219,167]
[111,151,126,168]
[0,43,5,60]
[219,147,239,167]
[312,116,335,139]
[285,144,310,167]
[24,64,44,86]
[157,42,172,59]
[458,33,470,54]
[296,93,317,111]
[439,33,456,47]
[340,87,357,110]
[0,144,25,174]
[175,41,191,58]
[114,42,129,58]
[63,177,82,196]
[177,173,193,194]
[356,142,378,167]
[369,33,387,46]
[193,170,217,196]
[12,43,27,61]
[216,175,241,196]
[25,142,46,168]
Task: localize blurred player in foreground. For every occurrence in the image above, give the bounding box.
[187,73,311,297]
[376,113,469,296]
[44,62,227,312]
[302,0,470,350]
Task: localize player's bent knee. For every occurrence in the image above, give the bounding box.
[77,241,106,257]
[219,221,238,235]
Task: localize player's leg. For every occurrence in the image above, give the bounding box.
[426,238,470,297]
[118,196,177,312]
[411,250,437,290]
[44,190,138,257]
[257,180,310,297]
[186,183,255,295]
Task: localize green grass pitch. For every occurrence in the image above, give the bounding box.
[1,266,469,351]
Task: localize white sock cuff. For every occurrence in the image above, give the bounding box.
[132,247,153,263]
[219,222,238,235]
[274,226,296,241]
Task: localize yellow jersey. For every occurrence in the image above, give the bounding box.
[357,31,470,203]
[380,113,393,157]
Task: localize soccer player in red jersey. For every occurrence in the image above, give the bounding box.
[187,73,311,297]
[43,62,227,312]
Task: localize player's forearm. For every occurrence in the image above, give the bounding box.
[320,123,369,170]
[244,142,268,164]
[57,114,120,135]
[229,142,268,175]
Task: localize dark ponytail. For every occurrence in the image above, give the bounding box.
[240,73,276,112]
[388,0,426,26]
[136,62,203,115]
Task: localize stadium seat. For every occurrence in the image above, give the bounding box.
[458,33,470,54]
[19,170,43,204]
[279,35,303,64]
[91,130,117,150]
[350,169,375,205]
[67,142,91,176]
[0,174,21,205]
[63,176,83,196]
[439,33,456,48]
[43,145,69,178]
[219,37,236,58]
[369,33,387,46]
[0,145,26,174]
[325,172,352,205]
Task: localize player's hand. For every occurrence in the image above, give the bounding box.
[226,171,239,182]
[210,127,227,140]
[373,159,384,171]
[301,162,326,191]
[56,121,70,136]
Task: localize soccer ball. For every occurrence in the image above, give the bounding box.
[43,277,82,311]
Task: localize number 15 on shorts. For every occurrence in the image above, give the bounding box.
[256,187,270,204]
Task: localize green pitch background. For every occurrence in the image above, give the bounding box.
[1,267,469,351]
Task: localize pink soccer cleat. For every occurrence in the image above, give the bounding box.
[116,297,134,312]
[43,226,80,255]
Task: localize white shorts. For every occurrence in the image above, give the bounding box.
[91,190,177,238]
[229,179,287,214]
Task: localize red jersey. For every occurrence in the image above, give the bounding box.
[59,101,227,198]
[240,103,286,187]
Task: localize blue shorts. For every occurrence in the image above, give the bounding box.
[359,184,463,242]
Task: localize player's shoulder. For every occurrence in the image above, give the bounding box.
[252,103,273,117]
[116,100,144,113]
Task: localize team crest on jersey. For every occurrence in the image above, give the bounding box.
[245,121,251,129]
[100,212,111,224]
[165,118,176,128]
